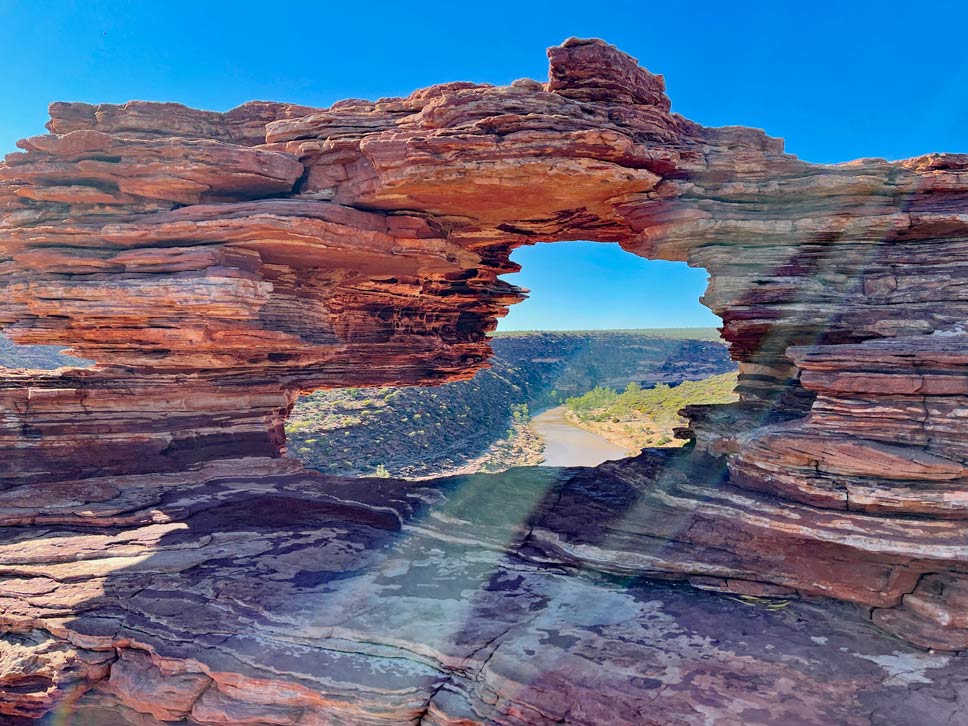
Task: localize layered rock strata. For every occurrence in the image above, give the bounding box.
[1,462,966,725]
[1,37,967,721]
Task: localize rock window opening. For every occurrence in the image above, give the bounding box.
[286,242,735,479]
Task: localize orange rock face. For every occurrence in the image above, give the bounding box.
[2,37,968,723]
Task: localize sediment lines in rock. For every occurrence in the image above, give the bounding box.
[1,461,965,725]
[2,35,968,721]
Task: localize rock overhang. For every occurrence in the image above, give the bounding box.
[1,40,968,719]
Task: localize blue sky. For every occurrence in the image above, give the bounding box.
[500,243,720,330]
[2,0,965,329]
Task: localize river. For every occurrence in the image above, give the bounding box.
[531,406,629,467]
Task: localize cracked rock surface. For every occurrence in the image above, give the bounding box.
[2,459,966,725]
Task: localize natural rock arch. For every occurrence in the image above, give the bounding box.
[2,39,968,717]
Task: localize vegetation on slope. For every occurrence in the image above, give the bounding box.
[287,331,735,478]
[564,371,740,453]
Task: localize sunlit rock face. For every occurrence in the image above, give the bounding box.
[1,37,968,722]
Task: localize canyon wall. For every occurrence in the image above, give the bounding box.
[2,38,967,722]
[288,332,733,478]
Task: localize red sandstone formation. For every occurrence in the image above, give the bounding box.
[1,37,967,723]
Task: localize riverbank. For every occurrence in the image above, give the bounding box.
[563,372,739,453]
[412,419,544,479]
[562,408,681,453]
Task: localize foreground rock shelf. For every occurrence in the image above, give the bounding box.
[2,37,968,722]
[2,458,966,725]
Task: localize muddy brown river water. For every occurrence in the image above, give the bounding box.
[531,405,630,467]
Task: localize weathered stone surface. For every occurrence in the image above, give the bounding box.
[1,37,967,721]
[2,463,967,725]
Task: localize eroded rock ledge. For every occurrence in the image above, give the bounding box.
[1,37,967,722]
[3,460,967,725]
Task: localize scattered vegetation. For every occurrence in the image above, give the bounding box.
[564,371,739,453]
[287,332,735,478]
